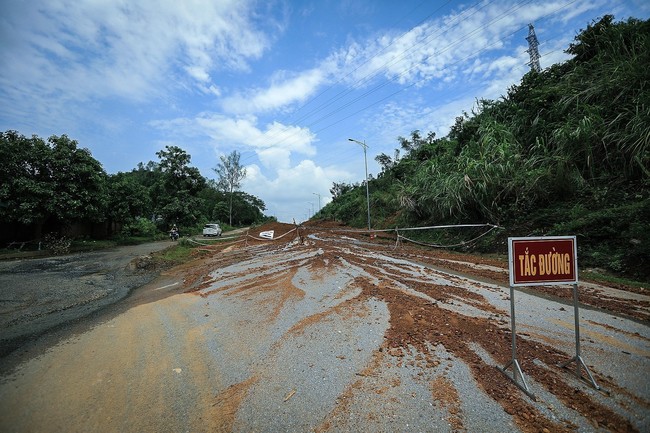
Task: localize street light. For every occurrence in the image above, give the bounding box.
[312,192,321,213]
[348,138,371,230]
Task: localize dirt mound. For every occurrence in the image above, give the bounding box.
[302,219,347,229]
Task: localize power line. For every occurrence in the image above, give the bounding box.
[263,0,536,149]
[236,1,462,165]
[242,0,530,163]
[282,0,459,126]
[240,0,584,172]
[303,0,584,139]
[312,0,584,170]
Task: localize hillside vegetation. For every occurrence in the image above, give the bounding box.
[319,15,649,280]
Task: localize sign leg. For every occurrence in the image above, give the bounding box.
[559,284,600,390]
[499,286,535,399]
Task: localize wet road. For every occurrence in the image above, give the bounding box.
[0,241,173,358]
[0,232,648,432]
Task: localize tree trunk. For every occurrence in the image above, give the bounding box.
[229,190,233,226]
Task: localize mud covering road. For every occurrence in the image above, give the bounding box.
[0,222,648,432]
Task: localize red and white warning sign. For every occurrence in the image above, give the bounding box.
[259,230,275,240]
[508,236,577,286]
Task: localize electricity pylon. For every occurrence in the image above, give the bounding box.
[526,23,541,73]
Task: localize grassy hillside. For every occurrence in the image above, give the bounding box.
[319,15,649,280]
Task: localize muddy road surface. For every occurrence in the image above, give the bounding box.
[0,241,173,357]
[0,223,648,432]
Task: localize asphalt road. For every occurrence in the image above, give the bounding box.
[0,229,648,432]
[0,241,174,359]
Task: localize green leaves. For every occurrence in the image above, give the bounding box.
[320,15,650,278]
[0,131,107,226]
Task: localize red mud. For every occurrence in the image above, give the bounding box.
[174,221,647,432]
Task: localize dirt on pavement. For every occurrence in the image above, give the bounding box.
[0,222,648,432]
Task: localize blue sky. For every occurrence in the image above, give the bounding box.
[1,0,648,223]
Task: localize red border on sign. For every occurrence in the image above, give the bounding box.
[508,236,577,286]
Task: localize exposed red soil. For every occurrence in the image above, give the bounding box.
[354,274,635,433]
[373,239,649,323]
[430,375,466,432]
[173,221,647,432]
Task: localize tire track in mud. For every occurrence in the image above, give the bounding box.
[385,248,650,323]
[358,242,642,431]
[305,239,641,432]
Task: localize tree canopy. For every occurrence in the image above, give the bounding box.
[1,133,269,239]
[0,131,107,237]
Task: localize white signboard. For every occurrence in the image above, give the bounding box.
[259,230,275,240]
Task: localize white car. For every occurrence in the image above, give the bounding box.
[202,223,222,237]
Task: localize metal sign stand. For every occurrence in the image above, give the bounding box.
[559,283,600,390]
[499,285,536,400]
[503,236,599,398]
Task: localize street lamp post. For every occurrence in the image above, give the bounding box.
[312,192,321,213]
[348,138,371,230]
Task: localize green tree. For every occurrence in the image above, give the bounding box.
[214,150,246,226]
[49,135,107,223]
[0,131,107,238]
[106,172,151,227]
[0,131,52,230]
[211,202,230,223]
[197,179,226,223]
[230,192,266,225]
[320,15,650,278]
[155,145,206,228]
[329,181,357,199]
[375,149,400,175]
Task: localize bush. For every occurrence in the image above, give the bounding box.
[121,217,158,238]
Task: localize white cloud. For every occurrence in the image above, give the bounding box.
[329,0,605,90]
[221,68,327,114]
[319,0,610,154]
[244,159,348,222]
[257,147,292,170]
[0,0,272,109]
[185,66,211,83]
[152,113,317,171]
[371,96,474,152]
[2,0,636,224]
[149,112,345,222]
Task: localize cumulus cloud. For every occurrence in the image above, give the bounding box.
[221,68,327,114]
[244,160,348,222]
[330,0,605,89]
[152,113,316,171]
[1,0,625,223]
[150,112,344,222]
[304,0,608,158]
